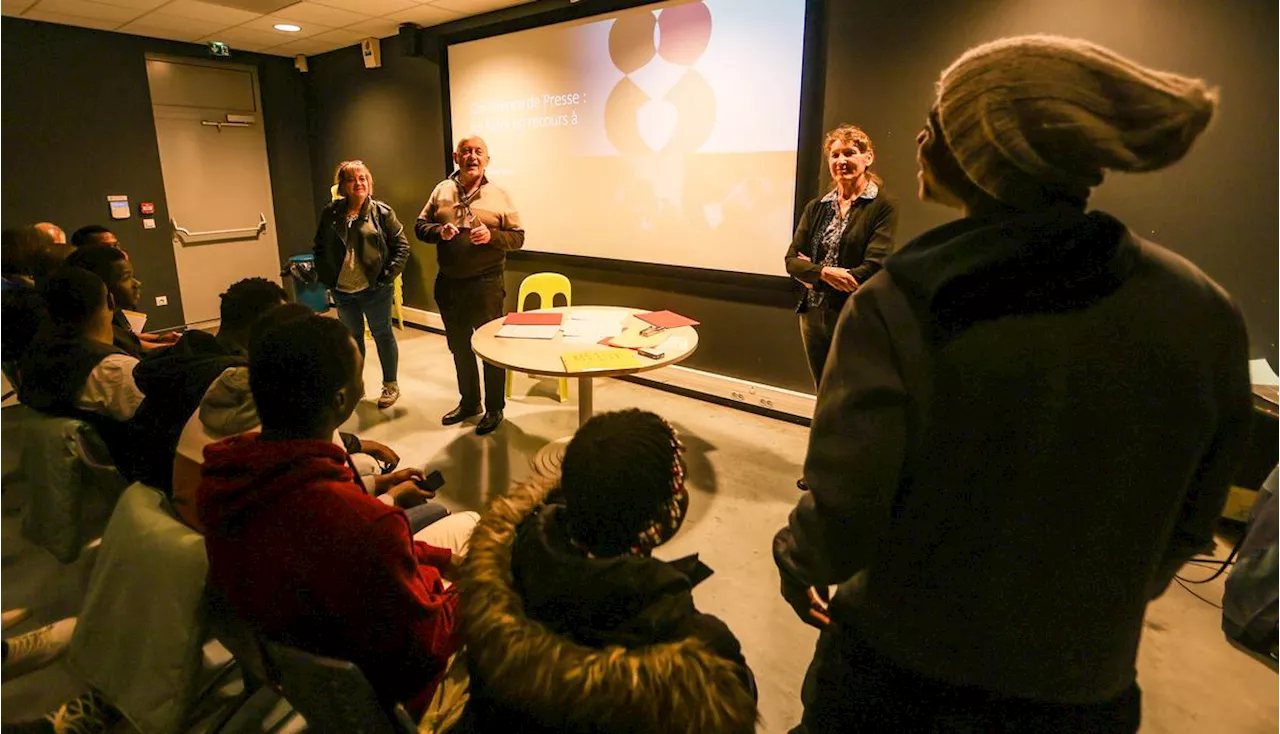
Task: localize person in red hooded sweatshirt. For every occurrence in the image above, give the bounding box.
[197,313,464,717]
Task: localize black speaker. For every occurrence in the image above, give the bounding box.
[398,23,423,56]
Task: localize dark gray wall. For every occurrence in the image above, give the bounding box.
[1,17,317,330]
[821,0,1279,363]
[302,41,449,307]
[303,0,1278,392]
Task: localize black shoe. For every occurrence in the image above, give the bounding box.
[476,411,504,436]
[442,404,482,426]
[796,478,809,491]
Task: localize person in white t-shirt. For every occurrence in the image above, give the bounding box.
[17,267,145,444]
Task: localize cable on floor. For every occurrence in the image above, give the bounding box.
[1174,577,1223,609]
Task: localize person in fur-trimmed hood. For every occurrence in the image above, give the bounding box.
[453,409,757,734]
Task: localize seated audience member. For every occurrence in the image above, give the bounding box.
[2,226,44,290]
[65,244,178,354]
[64,245,145,356]
[170,303,437,532]
[17,267,144,464]
[455,409,757,733]
[2,285,47,381]
[773,37,1251,733]
[69,224,119,249]
[130,277,287,491]
[34,222,67,246]
[198,315,469,717]
[31,222,75,279]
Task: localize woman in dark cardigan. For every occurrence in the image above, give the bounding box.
[785,125,899,391]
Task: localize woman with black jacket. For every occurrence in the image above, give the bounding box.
[784,125,899,389]
[313,160,411,408]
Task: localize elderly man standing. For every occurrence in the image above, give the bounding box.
[416,136,524,435]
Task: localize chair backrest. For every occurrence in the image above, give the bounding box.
[66,483,211,734]
[260,638,417,734]
[19,412,127,562]
[516,272,571,312]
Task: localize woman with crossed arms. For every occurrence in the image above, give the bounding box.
[784,124,898,491]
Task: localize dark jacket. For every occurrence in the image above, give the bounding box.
[198,434,458,717]
[130,330,245,493]
[784,190,898,312]
[774,206,1252,704]
[456,480,757,734]
[17,333,138,472]
[312,197,411,291]
[112,309,144,357]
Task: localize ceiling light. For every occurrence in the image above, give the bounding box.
[273,23,302,32]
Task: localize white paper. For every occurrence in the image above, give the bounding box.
[566,309,628,325]
[495,323,560,340]
[122,309,147,334]
[561,311,624,345]
[664,337,690,354]
[1249,358,1280,386]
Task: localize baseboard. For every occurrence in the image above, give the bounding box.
[400,306,816,421]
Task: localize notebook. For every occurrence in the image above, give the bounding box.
[504,312,563,326]
[495,324,560,339]
[637,310,699,328]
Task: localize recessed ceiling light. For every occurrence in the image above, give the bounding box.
[273,23,302,32]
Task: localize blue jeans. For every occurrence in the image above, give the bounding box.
[333,285,398,383]
[403,502,450,534]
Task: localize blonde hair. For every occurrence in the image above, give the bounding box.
[333,160,373,199]
[823,124,882,185]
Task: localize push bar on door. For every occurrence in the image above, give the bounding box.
[172,213,267,243]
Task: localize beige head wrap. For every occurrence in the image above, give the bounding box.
[935,35,1218,207]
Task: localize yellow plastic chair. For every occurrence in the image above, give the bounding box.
[506,272,571,403]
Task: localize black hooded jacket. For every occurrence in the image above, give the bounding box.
[131,330,245,492]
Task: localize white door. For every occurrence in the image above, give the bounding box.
[146,57,282,326]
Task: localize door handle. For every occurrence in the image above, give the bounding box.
[172,213,267,243]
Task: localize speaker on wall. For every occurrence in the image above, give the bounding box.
[398,23,423,56]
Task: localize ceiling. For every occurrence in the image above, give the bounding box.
[1,0,535,56]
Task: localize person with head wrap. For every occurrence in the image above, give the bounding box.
[454,409,757,733]
[774,36,1252,733]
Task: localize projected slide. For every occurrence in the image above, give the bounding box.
[447,0,806,276]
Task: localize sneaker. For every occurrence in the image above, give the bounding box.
[1,608,31,630]
[377,383,400,409]
[45,690,121,734]
[3,618,76,681]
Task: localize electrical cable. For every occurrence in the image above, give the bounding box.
[1176,534,1246,584]
[1174,577,1223,609]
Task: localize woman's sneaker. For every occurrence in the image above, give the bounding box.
[377,382,400,409]
[3,618,76,681]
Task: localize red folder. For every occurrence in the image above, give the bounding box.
[504,312,563,326]
[637,310,699,328]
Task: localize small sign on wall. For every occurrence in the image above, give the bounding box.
[108,195,130,220]
[139,202,155,216]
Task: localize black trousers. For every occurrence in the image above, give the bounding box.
[798,306,840,389]
[435,273,506,413]
[792,623,1141,734]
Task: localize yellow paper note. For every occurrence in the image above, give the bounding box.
[561,349,644,373]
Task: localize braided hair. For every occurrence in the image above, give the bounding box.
[561,409,688,558]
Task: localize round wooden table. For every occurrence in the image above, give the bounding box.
[471,306,699,475]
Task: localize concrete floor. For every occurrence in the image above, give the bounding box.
[1,325,1276,732]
